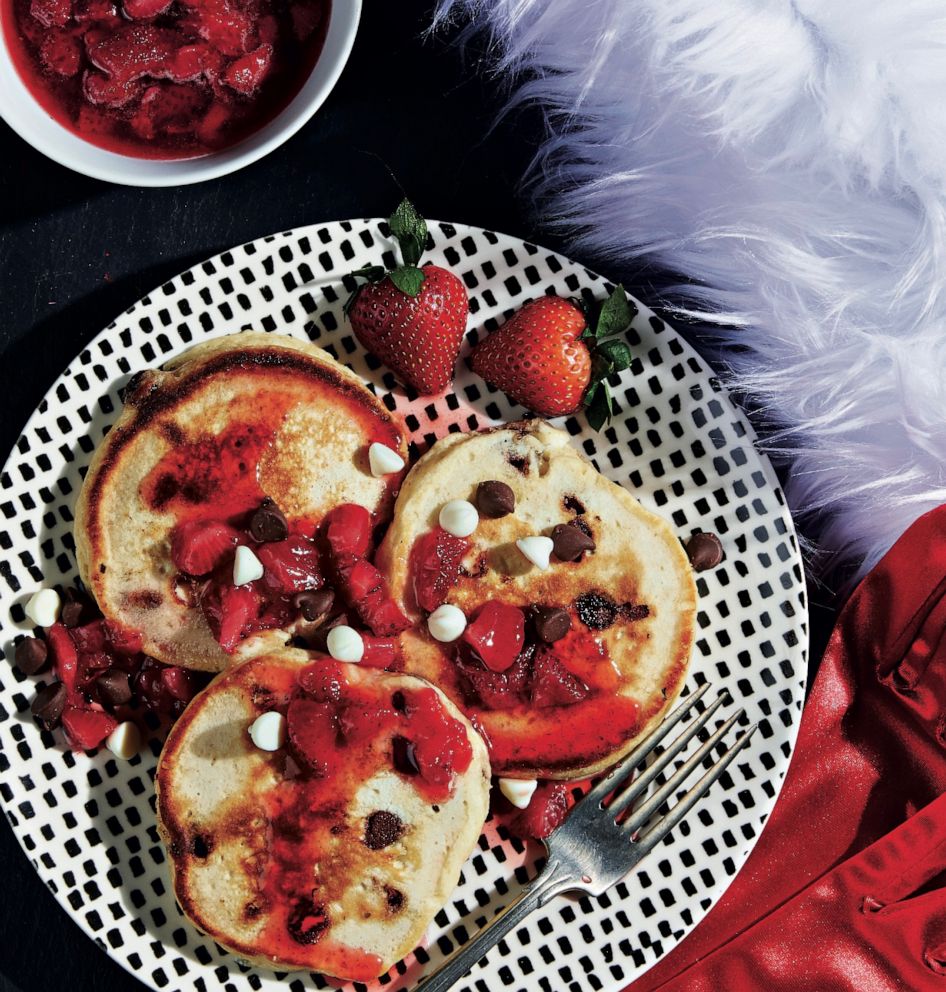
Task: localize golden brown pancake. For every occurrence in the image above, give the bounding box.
[377,420,697,780]
[74,332,408,672]
[155,648,491,981]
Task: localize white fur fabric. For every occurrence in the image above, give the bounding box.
[434,0,946,583]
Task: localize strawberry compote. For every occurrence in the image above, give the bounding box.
[2,0,331,158]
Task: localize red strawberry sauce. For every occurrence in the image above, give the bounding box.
[2,0,331,158]
[240,658,472,977]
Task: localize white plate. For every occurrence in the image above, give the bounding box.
[0,219,807,992]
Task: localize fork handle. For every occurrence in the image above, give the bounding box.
[418,860,570,992]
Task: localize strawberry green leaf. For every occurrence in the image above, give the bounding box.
[594,285,633,339]
[596,338,632,371]
[585,380,615,431]
[388,199,427,268]
[350,264,387,283]
[388,265,425,297]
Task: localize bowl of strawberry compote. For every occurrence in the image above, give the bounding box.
[0,0,359,184]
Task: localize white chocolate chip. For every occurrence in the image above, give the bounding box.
[438,499,479,538]
[25,588,61,628]
[106,721,141,761]
[498,777,538,810]
[233,545,264,586]
[368,442,405,478]
[516,536,554,571]
[327,625,364,663]
[427,603,467,642]
[249,711,287,752]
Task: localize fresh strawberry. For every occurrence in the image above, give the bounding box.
[61,705,118,751]
[199,582,261,652]
[171,519,240,576]
[462,601,525,673]
[323,503,372,558]
[347,200,468,395]
[469,286,635,430]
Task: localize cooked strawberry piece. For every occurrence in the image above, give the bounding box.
[221,43,272,95]
[287,696,337,776]
[171,519,240,576]
[46,623,80,694]
[180,0,254,56]
[123,0,170,19]
[334,555,409,636]
[256,12,278,44]
[69,619,107,654]
[132,83,207,139]
[40,30,82,75]
[30,0,72,28]
[61,705,118,751]
[410,528,470,614]
[73,0,118,24]
[360,635,398,669]
[530,648,591,708]
[298,660,345,703]
[509,781,571,840]
[256,538,322,594]
[170,42,222,81]
[199,581,262,652]
[336,701,391,747]
[457,644,532,710]
[463,601,525,673]
[402,687,473,795]
[83,70,141,108]
[323,503,372,558]
[86,24,178,82]
[104,619,143,655]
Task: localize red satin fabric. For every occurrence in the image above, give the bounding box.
[629,505,946,991]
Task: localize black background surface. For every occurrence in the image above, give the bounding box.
[0,4,838,990]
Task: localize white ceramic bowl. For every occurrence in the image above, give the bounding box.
[0,0,361,186]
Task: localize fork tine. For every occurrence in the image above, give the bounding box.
[622,708,745,835]
[607,691,730,819]
[577,682,713,811]
[631,726,758,859]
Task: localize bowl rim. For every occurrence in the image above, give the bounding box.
[0,0,361,187]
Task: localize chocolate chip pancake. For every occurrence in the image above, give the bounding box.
[74,332,408,672]
[377,420,697,780]
[155,648,490,981]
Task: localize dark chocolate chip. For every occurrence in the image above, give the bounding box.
[476,480,515,518]
[551,522,596,562]
[686,532,724,571]
[392,735,419,776]
[506,453,530,475]
[14,636,48,675]
[189,834,212,858]
[385,886,405,912]
[575,591,618,630]
[293,589,335,623]
[60,600,85,628]
[95,670,132,708]
[364,810,405,850]
[31,682,67,731]
[531,606,572,644]
[391,690,407,712]
[249,497,289,543]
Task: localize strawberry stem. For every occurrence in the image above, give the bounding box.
[388,198,428,269]
[583,285,636,430]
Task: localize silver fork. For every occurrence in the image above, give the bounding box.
[418,683,756,992]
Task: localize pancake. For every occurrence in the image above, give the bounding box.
[155,648,491,981]
[74,332,408,672]
[376,420,697,780]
